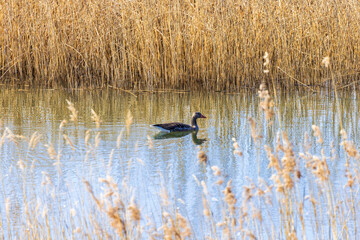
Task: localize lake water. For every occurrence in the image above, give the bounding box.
[0,88,359,239]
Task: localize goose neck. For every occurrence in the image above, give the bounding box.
[191,116,198,130]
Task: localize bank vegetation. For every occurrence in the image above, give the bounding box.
[1,0,360,90]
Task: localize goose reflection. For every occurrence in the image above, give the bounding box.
[153,130,207,145]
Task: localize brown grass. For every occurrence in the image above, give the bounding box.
[1,0,360,90]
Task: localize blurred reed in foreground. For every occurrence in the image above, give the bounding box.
[1,0,360,90]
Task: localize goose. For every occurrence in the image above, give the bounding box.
[151,112,206,132]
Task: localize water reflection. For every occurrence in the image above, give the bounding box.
[153,130,207,145]
[0,89,359,238]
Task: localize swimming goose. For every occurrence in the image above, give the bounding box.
[151,112,206,132]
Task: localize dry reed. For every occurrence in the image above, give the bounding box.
[1,0,360,90]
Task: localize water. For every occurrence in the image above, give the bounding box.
[0,89,359,238]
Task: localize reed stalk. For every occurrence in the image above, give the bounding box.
[1,0,360,90]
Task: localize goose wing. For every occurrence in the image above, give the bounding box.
[151,122,192,132]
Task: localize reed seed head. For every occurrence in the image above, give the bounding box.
[91,109,101,128]
[128,198,141,223]
[63,134,75,151]
[321,56,330,68]
[59,119,67,130]
[312,125,323,145]
[28,131,42,150]
[232,138,243,156]
[211,166,221,176]
[202,195,210,217]
[223,180,236,215]
[176,212,192,238]
[45,143,57,159]
[249,117,261,143]
[66,100,78,125]
[345,171,354,188]
[198,150,208,164]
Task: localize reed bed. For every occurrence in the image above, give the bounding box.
[0,86,360,239]
[1,0,360,90]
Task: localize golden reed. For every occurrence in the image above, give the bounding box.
[1,0,360,90]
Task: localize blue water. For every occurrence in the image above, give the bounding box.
[0,89,359,238]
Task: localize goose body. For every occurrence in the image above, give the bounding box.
[151,112,206,132]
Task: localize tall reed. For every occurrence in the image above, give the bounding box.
[1,0,360,90]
